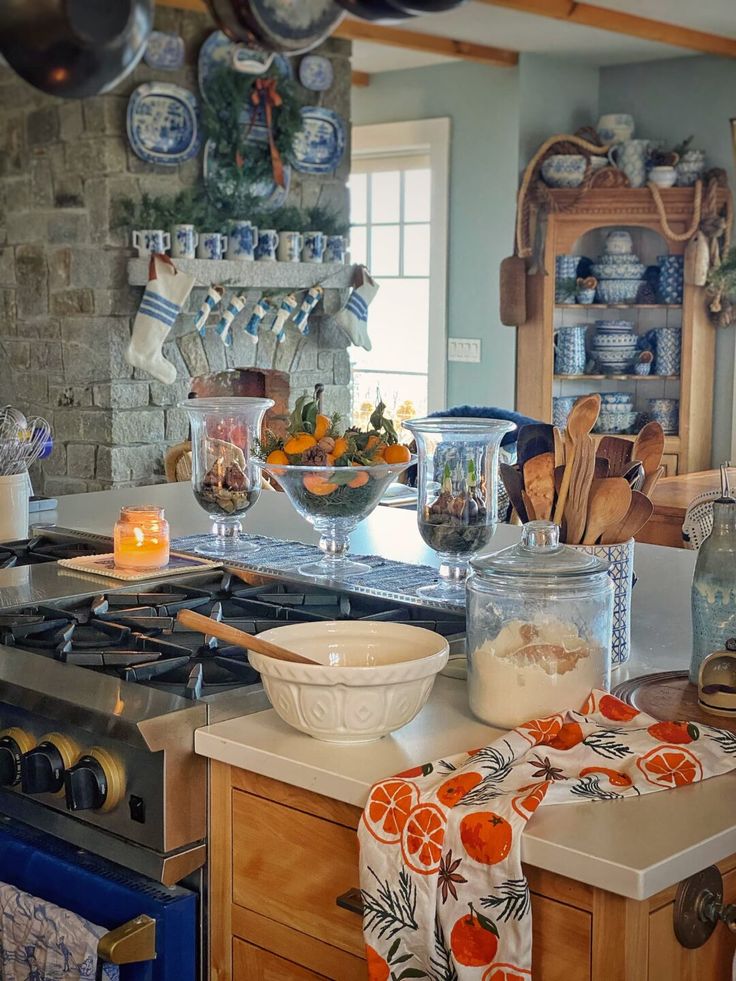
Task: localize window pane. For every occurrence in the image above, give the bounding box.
[351,279,429,373]
[404,168,431,222]
[349,173,367,224]
[403,223,430,276]
[370,171,400,223]
[352,371,428,425]
[371,224,400,276]
[349,225,367,267]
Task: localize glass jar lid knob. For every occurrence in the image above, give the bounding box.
[521,521,559,552]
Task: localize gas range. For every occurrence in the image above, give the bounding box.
[0,532,104,569]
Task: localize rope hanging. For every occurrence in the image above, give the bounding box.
[647,179,702,241]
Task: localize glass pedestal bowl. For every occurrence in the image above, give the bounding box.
[254,459,414,579]
[180,396,274,555]
[403,417,515,602]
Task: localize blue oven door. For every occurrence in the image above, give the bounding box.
[0,817,198,981]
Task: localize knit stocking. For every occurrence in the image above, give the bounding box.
[271,293,298,344]
[195,285,224,337]
[244,297,272,343]
[334,266,377,351]
[126,254,195,384]
[292,286,323,335]
[215,294,246,347]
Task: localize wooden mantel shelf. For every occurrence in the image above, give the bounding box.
[127,258,354,290]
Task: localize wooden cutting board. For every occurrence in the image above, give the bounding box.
[613,671,736,732]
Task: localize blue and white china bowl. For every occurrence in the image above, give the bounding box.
[648,166,677,188]
[600,392,633,405]
[597,113,635,144]
[299,54,334,91]
[595,319,635,332]
[675,150,706,186]
[144,31,185,71]
[634,362,652,376]
[576,288,596,304]
[592,330,638,348]
[604,230,634,254]
[592,260,646,280]
[596,279,644,304]
[552,396,577,429]
[594,411,637,435]
[541,154,587,188]
[648,398,679,434]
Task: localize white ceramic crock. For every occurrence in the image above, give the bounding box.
[0,472,29,541]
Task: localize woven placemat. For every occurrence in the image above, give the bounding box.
[172,532,465,612]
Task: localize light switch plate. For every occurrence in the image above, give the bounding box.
[448,338,481,363]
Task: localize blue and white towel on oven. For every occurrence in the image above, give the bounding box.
[0,883,119,981]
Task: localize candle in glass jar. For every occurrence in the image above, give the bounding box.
[113,505,170,570]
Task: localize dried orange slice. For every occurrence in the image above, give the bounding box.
[400,802,447,875]
[362,778,419,844]
[511,781,550,819]
[636,745,703,788]
[516,713,563,746]
[483,963,532,981]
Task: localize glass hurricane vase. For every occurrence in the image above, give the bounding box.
[180,396,274,555]
[255,459,414,579]
[403,417,515,601]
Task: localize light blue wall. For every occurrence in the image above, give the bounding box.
[600,54,736,463]
[352,62,521,411]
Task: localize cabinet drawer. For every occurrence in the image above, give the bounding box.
[232,790,365,958]
[533,895,591,980]
[233,938,328,980]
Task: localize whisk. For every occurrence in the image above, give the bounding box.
[0,405,52,476]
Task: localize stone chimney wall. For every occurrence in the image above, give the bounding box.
[0,7,351,494]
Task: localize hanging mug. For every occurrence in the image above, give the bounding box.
[608,139,651,188]
[171,224,198,259]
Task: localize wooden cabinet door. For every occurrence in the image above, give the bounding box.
[233,939,328,980]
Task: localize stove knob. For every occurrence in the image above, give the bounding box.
[20,733,78,796]
[0,728,35,787]
[64,747,124,813]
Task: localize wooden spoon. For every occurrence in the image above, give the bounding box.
[523,452,555,521]
[500,463,528,522]
[553,395,600,527]
[597,436,633,477]
[641,465,665,497]
[177,609,320,665]
[553,427,565,467]
[600,490,654,544]
[583,477,632,545]
[632,421,665,481]
[594,457,610,479]
[517,423,554,467]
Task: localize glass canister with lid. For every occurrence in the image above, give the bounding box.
[466,520,613,728]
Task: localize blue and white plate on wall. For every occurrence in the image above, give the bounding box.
[203,140,291,210]
[143,31,185,70]
[198,31,292,103]
[127,83,201,165]
[292,106,346,174]
[298,54,333,91]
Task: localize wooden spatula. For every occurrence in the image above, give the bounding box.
[553,395,600,527]
[633,421,665,482]
[583,477,632,545]
[594,457,610,479]
[641,465,665,497]
[517,424,554,468]
[500,463,528,522]
[177,609,320,665]
[600,490,654,544]
[597,436,633,477]
[553,427,565,467]
[523,452,555,521]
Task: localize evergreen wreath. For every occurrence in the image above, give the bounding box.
[200,63,303,208]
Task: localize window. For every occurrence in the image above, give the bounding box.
[349,119,450,428]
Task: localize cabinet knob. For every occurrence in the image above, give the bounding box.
[335,888,364,917]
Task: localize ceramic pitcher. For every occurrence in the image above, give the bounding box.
[608,139,651,188]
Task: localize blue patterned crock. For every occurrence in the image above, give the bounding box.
[554,325,588,375]
[573,538,635,666]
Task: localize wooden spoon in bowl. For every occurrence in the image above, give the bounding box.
[583,477,632,545]
[632,421,665,482]
[177,609,320,665]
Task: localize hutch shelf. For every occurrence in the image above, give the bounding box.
[515,187,725,474]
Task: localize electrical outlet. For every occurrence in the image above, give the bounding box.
[448,338,481,363]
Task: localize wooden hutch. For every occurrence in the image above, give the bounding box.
[515,187,722,475]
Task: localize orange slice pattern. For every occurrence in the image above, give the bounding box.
[363,778,419,844]
[598,694,640,722]
[579,766,632,787]
[400,802,447,875]
[636,745,703,788]
[511,781,551,819]
[516,714,563,747]
[483,964,532,981]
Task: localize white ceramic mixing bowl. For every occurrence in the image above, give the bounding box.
[249,621,450,743]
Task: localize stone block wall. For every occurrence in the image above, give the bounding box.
[0,7,352,494]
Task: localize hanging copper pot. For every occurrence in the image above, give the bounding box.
[0,0,153,99]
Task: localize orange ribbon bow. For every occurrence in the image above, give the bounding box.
[249,77,285,189]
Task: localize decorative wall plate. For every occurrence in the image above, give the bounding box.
[199,30,292,103]
[203,139,291,210]
[246,0,343,54]
[292,106,346,174]
[126,82,201,165]
[143,30,185,70]
[298,54,333,91]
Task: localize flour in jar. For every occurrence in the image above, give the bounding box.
[467,618,606,728]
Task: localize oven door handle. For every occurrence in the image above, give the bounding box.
[98,914,157,964]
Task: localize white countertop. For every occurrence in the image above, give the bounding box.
[48,483,732,900]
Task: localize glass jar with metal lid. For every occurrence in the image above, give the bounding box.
[466,521,613,728]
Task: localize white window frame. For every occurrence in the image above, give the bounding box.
[351,117,450,413]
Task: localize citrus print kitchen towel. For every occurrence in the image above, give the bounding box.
[359,690,736,980]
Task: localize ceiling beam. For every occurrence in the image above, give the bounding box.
[351,70,371,87]
[333,19,518,66]
[476,0,736,59]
